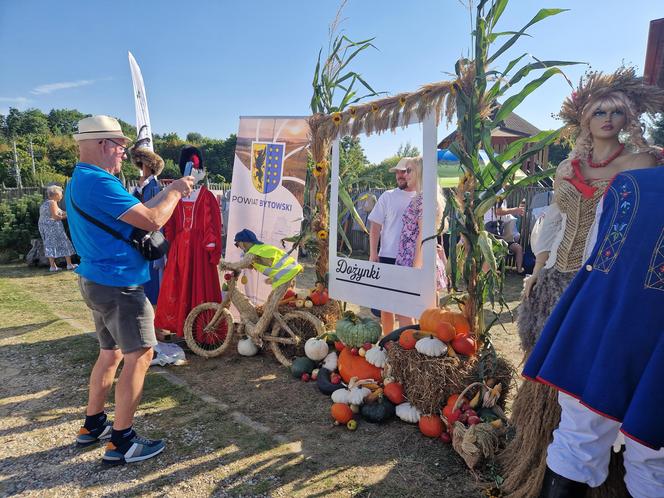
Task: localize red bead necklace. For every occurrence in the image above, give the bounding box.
[588,144,625,168]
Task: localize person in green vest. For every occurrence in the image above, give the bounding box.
[224,229,303,342]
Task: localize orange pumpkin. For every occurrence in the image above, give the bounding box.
[399,329,418,350]
[451,335,477,356]
[418,414,444,438]
[331,403,353,424]
[383,382,405,405]
[338,346,383,384]
[450,312,471,336]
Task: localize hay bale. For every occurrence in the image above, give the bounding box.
[386,345,514,415]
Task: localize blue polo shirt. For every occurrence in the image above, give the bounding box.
[65,162,149,287]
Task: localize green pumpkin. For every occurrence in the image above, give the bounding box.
[361,396,396,423]
[335,311,382,348]
[291,356,316,378]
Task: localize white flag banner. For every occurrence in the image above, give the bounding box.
[128,51,153,151]
[225,116,309,305]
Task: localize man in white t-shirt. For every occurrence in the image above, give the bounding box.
[368,158,417,333]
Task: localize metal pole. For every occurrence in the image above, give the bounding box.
[12,139,22,190]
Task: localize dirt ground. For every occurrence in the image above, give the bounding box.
[0,262,525,497]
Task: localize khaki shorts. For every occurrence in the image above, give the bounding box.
[78,277,157,354]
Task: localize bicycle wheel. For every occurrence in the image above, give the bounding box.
[269,311,325,367]
[183,303,235,358]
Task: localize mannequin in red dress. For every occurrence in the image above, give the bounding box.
[154,146,222,336]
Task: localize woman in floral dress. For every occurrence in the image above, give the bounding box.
[38,185,77,271]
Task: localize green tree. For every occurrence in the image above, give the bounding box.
[651,114,664,146]
[47,109,88,135]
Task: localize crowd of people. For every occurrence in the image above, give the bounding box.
[33,63,663,496]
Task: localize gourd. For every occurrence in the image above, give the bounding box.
[338,346,383,384]
[364,345,387,368]
[237,337,258,356]
[291,356,316,378]
[451,335,477,357]
[330,377,372,405]
[316,367,344,395]
[396,402,421,423]
[361,396,396,423]
[331,403,354,424]
[398,329,418,350]
[321,351,338,371]
[335,311,381,348]
[304,337,329,361]
[415,336,448,357]
[383,382,405,405]
[418,414,444,438]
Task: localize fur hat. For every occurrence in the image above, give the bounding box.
[559,66,664,139]
[129,146,165,176]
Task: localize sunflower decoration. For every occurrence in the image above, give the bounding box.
[317,229,328,240]
[313,159,328,177]
[331,112,343,125]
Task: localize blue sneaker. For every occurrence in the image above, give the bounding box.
[102,434,165,465]
[76,421,113,446]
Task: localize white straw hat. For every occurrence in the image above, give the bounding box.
[73,115,130,142]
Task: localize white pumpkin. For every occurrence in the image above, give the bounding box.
[304,337,329,361]
[331,377,372,405]
[396,402,422,423]
[322,351,338,371]
[415,336,448,357]
[364,345,387,367]
[237,337,258,356]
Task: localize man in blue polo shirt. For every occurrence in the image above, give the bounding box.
[66,115,194,464]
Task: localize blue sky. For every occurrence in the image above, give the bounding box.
[0,0,660,163]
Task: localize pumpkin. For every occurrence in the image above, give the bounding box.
[418,415,444,438]
[338,346,383,384]
[310,284,330,306]
[322,351,338,371]
[237,337,258,356]
[451,335,477,356]
[383,382,405,405]
[304,337,329,361]
[331,403,353,424]
[398,329,418,350]
[335,311,382,348]
[316,367,344,395]
[331,377,372,405]
[396,402,421,423]
[419,308,455,339]
[415,336,448,357]
[361,396,396,423]
[364,345,387,368]
[291,356,316,378]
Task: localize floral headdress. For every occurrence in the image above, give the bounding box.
[559,66,664,139]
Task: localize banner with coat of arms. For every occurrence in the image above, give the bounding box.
[225,117,309,305]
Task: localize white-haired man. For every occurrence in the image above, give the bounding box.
[66,115,193,464]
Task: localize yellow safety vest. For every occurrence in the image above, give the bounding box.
[247,243,303,288]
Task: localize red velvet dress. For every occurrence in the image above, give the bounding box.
[154,186,222,336]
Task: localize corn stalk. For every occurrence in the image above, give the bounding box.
[445,0,579,339]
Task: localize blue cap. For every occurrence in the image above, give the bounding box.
[234,229,263,245]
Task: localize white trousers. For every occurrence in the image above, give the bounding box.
[547,392,664,498]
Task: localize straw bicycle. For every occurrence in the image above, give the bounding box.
[183,260,324,367]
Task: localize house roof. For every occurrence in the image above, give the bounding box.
[437,111,541,149]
